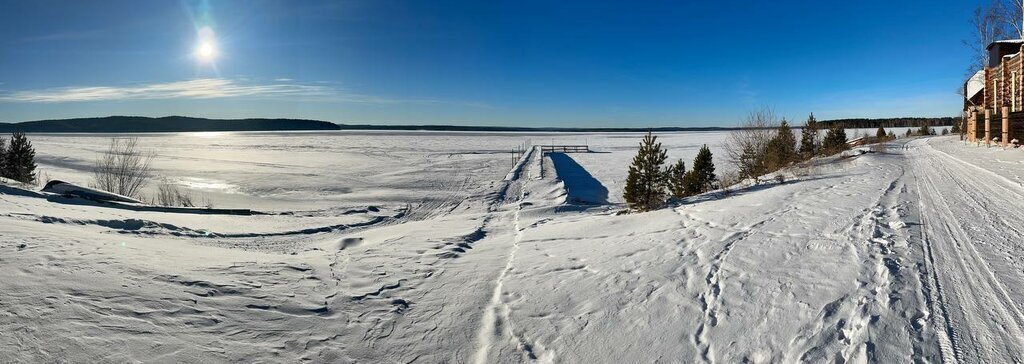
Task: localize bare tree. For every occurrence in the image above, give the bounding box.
[725,106,779,183]
[965,3,1005,78]
[998,0,1024,39]
[92,137,154,199]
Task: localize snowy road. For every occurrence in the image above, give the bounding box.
[2,135,1024,362]
[906,138,1024,362]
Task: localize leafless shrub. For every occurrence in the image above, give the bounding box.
[92,138,154,199]
[34,170,51,189]
[725,106,778,183]
[155,180,195,207]
[717,170,741,195]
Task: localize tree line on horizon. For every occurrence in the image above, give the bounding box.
[817,117,960,129]
[1,115,961,134]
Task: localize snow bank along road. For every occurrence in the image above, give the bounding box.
[1,135,1022,363]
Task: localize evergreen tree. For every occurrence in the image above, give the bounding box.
[667,159,686,199]
[905,129,912,137]
[950,121,961,134]
[876,127,886,139]
[736,142,765,183]
[820,126,849,155]
[799,113,819,158]
[765,120,797,171]
[918,123,932,136]
[888,131,896,139]
[2,132,37,183]
[0,136,7,179]
[623,132,669,211]
[682,170,702,197]
[691,144,717,192]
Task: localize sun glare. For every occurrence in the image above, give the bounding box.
[197,41,216,61]
[194,26,218,63]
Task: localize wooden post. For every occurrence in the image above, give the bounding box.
[1003,107,1011,147]
[968,111,974,142]
[985,109,993,145]
[966,111,974,142]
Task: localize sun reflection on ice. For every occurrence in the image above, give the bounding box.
[192,131,230,138]
[178,177,239,193]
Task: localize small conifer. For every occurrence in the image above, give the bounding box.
[623,132,669,211]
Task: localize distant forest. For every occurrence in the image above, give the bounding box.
[818,117,959,129]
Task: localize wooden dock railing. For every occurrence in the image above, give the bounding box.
[539,145,589,153]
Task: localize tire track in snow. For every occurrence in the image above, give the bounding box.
[906,139,1024,362]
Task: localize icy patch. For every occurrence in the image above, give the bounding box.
[178,177,240,193]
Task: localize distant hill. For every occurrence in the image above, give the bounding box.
[0,116,340,133]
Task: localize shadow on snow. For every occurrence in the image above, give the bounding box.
[548,152,610,205]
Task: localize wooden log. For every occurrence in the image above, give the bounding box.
[985,109,993,145]
[1003,107,1011,147]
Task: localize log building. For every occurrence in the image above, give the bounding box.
[964,39,1024,146]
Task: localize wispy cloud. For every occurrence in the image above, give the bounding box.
[0,78,331,103]
[20,30,106,43]
[0,78,488,107]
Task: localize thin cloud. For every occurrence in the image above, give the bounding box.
[0,78,490,107]
[20,30,106,43]
[0,78,333,103]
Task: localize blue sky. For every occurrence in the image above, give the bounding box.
[0,0,976,127]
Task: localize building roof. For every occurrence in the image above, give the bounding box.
[988,39,1024,50]
[967,69,985,100]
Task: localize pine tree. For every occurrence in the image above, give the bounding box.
[691,144,717,193]
[667,159,686,199]
[0,136,7,180]
[918,123,932,136]
[682,170,702,197]
[820,126,849,155]
[3,132,37,183]
[799,113,819,158]
[736,142,764,183]
[765,120,796,171]
[876,127,886,139]
[623,132,669,211]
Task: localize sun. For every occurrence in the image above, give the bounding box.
[194,26,218,63]
[196,41,217,61]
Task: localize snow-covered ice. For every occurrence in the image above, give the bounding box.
[2,131,1021,363]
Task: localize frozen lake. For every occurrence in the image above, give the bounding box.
[29,130,735,208]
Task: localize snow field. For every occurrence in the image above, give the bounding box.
[2,132,1023,362]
